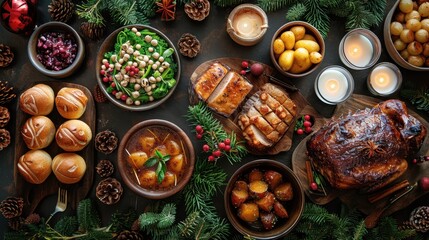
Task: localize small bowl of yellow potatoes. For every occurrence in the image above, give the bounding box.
[270,21,325,78]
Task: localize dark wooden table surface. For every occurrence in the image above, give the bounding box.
[1,0,428,235]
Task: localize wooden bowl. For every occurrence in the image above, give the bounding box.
[384,0,429,71]
[270,21,325,78]
[27,21,85,78]
[117,119,195,199]
[96,25,181,111]
[224,159,305,239]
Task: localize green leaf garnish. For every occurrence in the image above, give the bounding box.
[145,149,170,183]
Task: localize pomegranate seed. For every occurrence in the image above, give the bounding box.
[102,77,109,82]
[121,94,127,101]
[111,82,116,88]
[100,69,106,75]
[125,66,131,72]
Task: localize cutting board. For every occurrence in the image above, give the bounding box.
[188,57,324,155]
[14,82,95,214]
[292,94,429,216]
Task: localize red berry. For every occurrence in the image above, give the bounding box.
[100,69,106,75]
[112,90,117,95]
[224,138,231,145]
[196,133,203,139]
[304,115,311,121]
[224,145,231,152]
[125,66,131,72]
[213,150,221,158]
[218,142,226,150]
[240,69,247,75]
[121,94,127,101]
[208,155,215,162]
[104,62,110,68]
[296,128,304,135]
[305,126,312,133]
[195,125,203,133]
[310,182,318,191]
[203,144,210,152]
[250,63,264,76]
[303,121,312,127]
[413,159,418,164]
[111,82,116,88]
[103,77,109,83]
[419,177,429,191]
[129,71,135,77]
[241,61,249,68]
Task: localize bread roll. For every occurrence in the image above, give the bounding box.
[18,150,52,184]
[21,116,55,149]
[56,120,92,152]
[56,87,88,119]
[19,84,54,115]
[52,153,86,184]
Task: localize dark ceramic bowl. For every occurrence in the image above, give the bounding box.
[224,159,304,239]
[96,25,181,111]
[117,119,195,199]
[270,21,325,78]
[28,22,85,78]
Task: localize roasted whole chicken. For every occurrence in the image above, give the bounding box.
[306,99,427,191]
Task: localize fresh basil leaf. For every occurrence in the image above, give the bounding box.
[162,155,170,162]
[157,170,165,183]
[144,157,157,167]
[155,150,163,158]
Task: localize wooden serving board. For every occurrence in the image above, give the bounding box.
[189,57,324,155]
[14,81,95,214]
[292,94,429,216]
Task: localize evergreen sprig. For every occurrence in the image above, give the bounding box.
[285,3,306,21]
[107,0,149,25]
[401,88,429,112]
[77,199,101,231]
[257,0,296,12]
[54,216,78,236]
[187,102,247,164]
[75,0,105,24]
[213,0,246,7]
[110,209,139,232]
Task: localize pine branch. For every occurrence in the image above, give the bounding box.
[304,0,331,38]
[364,0,387,27]
[213,0,246,7]
[285,3,306,21]
[401,88,429,111]
[76,0,105,25]
[352,220,367,240]
[345,3,373,31]
[110,209,138,232]
[107,0,149,25]
[319,0,342,8]
[137,0,157,18]
[187,102,247,164]
[54,216,78,236]
[4,232,27,240]
[257,0,297,12]
[178,211,201,237]
[77,199,101,231]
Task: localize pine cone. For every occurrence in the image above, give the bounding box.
[184,0,210,21]
[0,81,16,105]
[0,106,10,128]
[409,206,429,232]
[131,219,141,231]
[25,213,41,225]
[48,0,75,23]
[80,22,105,40]
[116,230,144,240]
[95,130,119,154]
[8,217,24,231]
[178,33,201,58]
[96,160,114,178]
[0,129,10,150]
[0,44,14,68]
[96,178,123,205]
[0,197,24,219]
[94,85,107,103]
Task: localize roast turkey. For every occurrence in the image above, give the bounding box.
[306,99,426,191]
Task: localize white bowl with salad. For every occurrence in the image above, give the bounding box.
[96,25,181,111]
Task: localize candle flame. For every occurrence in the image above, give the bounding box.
[326,79,340,92]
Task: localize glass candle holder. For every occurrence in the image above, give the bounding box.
[315,65,355,105]
[367,62,402,96]
[339,28,382,70]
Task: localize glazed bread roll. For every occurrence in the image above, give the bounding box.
[52,153,86,184]
[19,83,55,115]
[56,87,88,119]
[56,119,92,152]
[17,150,52,184]
[21,116,55,149]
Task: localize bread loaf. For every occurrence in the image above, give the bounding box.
[56,120,92,151]
[52,153,86,184]
[19,84,55,115]
[17,150,52,184]
[21,116,55,149]
[56,87,88,119]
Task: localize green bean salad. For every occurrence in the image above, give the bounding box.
[99,27,177,106]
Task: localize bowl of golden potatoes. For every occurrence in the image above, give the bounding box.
[385,0,429,71]
[270,21,325,78]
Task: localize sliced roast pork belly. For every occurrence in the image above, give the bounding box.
[238,83,297,150]
[261,83,297,116]
[194,62,228,101]
[207,71,253,117]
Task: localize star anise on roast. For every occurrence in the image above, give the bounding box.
[361,140,386,158]
[156,0,176,21]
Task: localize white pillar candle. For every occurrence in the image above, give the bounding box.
[317,69,349,102]
[233,11,263,38]
[369,65,398,95]
[343,34,373,67]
